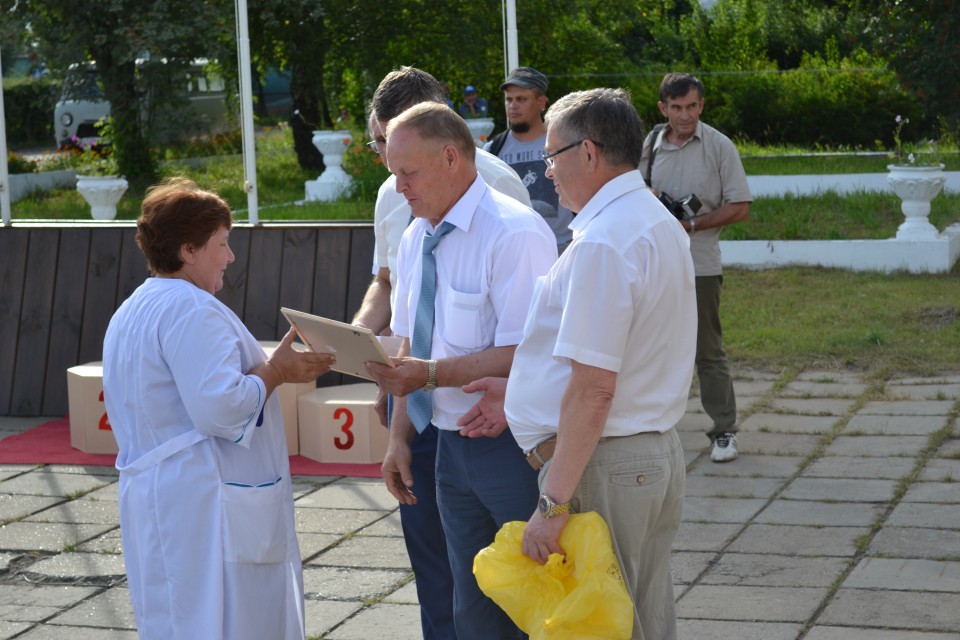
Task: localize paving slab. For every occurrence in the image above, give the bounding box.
[902,481,960,503]
[869,526,960,560]
[0,472,114,498]
[682,497,767,524]
[14,626,138,639]
[805,627,960,640]
[381,579,418,604]
[23,499,120,525]
[683,476,785,499]
[302,566,410,601]
[357,511,403,537]
[0,583,99,622]
[844,558,960,592]
[76,529,123,555]
[687,454,803,479]
[886,382,960,400]
[895,375,960,385]
[304,599,364,639]
[936,439,960,459]
[802,455,915,479]
[727,524,869,557]
[844,413,948,436]
[780,477,898,503]
[671,551,716,585]
[26,551,126,580]
[672,522,743,552]
[858,400,956,416]
[918,459,960,482]
[824,435,929,458]
[738,412,837,434]
[323,602,423,640]
[306,536,412,570]
[295,532,341,559]
[677,619,802,640]
[0,494,64,523]
[733,379,778,397]
[45,586,134,629]
[887,502,960,528]
[0,522,115,552]
[767,397,855,416]
[725,432,822,457]
[754,500,882,527]
[295,508,393,535]
[780,380,868,398]
[794,371,865,384]
[818,588,960,632]
[699,553,847,587]
[679,429,710,453]
[675,412,714,433]
[677,584,828,622]
[295,483,399,511]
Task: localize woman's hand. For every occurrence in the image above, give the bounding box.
[259,328,334,392]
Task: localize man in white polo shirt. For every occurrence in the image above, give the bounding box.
[460,88,696,639]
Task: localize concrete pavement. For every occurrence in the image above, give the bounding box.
[0,367,957,639]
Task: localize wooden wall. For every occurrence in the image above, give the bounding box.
[0,222,376,417]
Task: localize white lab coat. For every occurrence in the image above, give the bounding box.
[102,277,304,640]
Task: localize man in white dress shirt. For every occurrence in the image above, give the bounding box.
[350,67,533,640]
[365,102,556,640]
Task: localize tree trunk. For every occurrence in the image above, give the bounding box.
[97,57,157,183]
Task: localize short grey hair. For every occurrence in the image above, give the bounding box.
[544,88,643,168]
[386,102,476,163]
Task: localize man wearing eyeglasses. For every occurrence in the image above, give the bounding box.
[351,67,533,640]
[459,88,696,639]
[485,67,574,253]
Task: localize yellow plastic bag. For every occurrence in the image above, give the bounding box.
[473,511,634,640]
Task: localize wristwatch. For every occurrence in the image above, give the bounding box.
[537,494,571,518]
[423,359,438,392]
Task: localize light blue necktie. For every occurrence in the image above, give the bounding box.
[407,221,455,432]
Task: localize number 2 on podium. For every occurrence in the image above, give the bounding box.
[333,407,354,450]
[97,390,112,431]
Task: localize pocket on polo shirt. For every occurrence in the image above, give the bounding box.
[440,288,487,349]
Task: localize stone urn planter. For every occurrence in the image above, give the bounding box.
[465,117,495,147]
[305,130,353,202]
[76,175,129,221]
[887,164,946,240]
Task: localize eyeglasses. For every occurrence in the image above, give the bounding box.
[366,140,381,154]
[541,140,581,168]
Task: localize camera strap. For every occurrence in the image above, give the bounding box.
[643,123,667,187]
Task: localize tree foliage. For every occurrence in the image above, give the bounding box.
[3,0,233,181]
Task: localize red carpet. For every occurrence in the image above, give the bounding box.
[0,417,382,478]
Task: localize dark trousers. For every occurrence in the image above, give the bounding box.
[399,424,457,640]
[435,428,539,640]
[696,275,737,439]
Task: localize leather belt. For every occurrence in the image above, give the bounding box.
[525,436,557,470]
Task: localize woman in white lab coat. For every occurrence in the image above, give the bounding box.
[102,178,333,640]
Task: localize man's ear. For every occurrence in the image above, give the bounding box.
[443,144,459,170]
[657,101,668,118]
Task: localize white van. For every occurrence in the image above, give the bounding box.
[54,59,231,148]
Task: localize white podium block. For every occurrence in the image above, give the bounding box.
[298,383,388,464]
[66,362,119,455]
[259,341,315,456]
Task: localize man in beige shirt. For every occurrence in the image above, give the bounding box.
[640,72,753,463]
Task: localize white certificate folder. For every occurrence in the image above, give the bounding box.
[279,307,395,381]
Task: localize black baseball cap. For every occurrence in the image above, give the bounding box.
[500,67,548,94]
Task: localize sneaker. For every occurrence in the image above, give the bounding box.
[711,433,738,463]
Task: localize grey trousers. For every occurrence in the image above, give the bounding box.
[696,275,737,439]
[540,428,685,640]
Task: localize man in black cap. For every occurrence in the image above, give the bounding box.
[485,67,574,251]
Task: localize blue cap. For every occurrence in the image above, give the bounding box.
[464,85,477,95]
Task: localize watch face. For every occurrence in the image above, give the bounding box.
[537,495,549,515]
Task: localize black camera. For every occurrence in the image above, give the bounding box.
[657,192,702,221]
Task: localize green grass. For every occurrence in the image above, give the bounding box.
[723,266,960,376]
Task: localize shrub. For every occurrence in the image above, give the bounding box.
[1,77,60,148]
[6,150,38,174]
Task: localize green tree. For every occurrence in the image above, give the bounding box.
[877,0,960,131]
[4,0,233,182]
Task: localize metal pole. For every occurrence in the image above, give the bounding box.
[235,0,259,224]
[0,48,12,227]
[506,0,519,74]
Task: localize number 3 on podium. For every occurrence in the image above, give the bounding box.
[333,407,354,450]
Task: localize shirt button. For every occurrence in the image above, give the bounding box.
[636,474,646,484]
